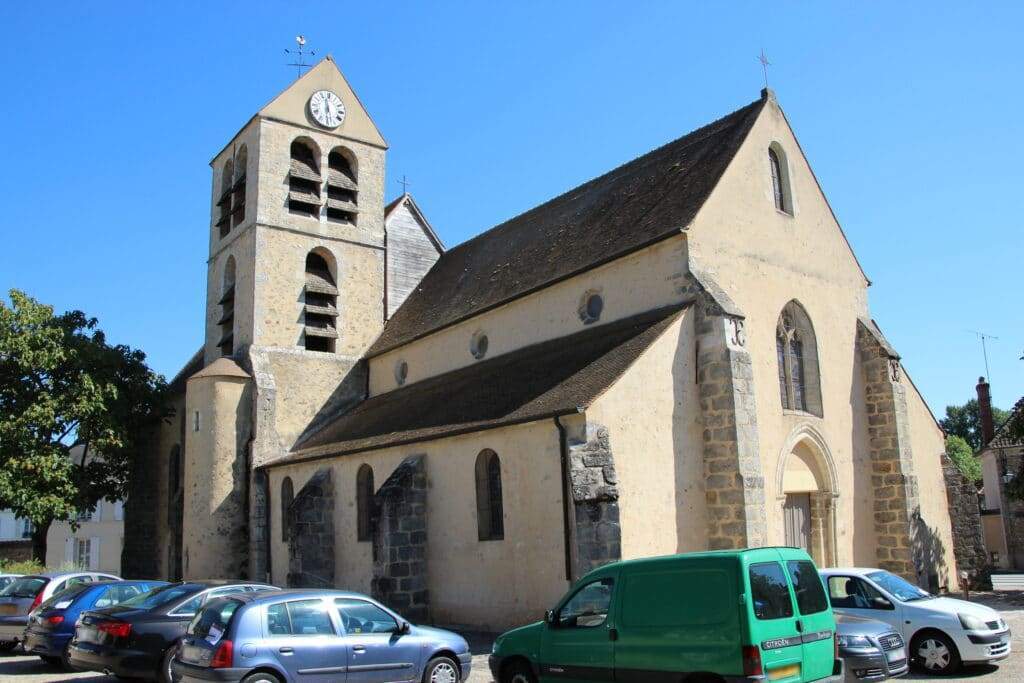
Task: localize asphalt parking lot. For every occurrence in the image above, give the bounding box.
[1,593,1022,682]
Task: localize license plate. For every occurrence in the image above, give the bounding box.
[768,663,800,680]
[0,605,16,616]
[886,647,906,662]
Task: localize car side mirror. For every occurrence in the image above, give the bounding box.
[399,621,411,634]
[872,597,894,610]
[545,609,556,626]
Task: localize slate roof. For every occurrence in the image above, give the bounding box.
[280,305,687,463]
[167,348,205,394]
[988,405,1023,449]
[366,96,766,357]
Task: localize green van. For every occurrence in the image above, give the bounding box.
[489,547,843,683]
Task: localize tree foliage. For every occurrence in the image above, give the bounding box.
[1002,397,1024,501]
[0,290,168,559]
[940,399,1010,452]
[945,434,980,483]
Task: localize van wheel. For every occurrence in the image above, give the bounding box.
[502,660,537,683]
[912,631,961,674]
[423,656,460,683]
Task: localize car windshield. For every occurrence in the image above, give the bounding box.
[866,570,932,602]
[118,584,199,610]
[0,576,47,598]
[39,583,92,609]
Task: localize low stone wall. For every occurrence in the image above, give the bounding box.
[0,540,33,564]
[941,453,986,579]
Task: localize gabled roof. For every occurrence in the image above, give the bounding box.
[988,404,1023,449]
[167,347,205,394]
[366,96,767,357]
[384,192,445,253]
[278,305,687,464]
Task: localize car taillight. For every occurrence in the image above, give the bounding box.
[46,615,64,625]
[210,640,233,669]
[98,621,131,638]
[742,644,763,676]
[30,591,44,611]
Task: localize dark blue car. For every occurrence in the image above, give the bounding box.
[22,580,166,669]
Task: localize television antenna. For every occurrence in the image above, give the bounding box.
[967,329,998,382]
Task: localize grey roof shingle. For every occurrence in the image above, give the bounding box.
[280,305,687,463]
[366,96,765,357]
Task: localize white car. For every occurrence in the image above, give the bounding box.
[820,567,1010,675]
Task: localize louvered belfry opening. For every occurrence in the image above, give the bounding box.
[216,160,233,238]
[304,251,338,353]
[289,140,321,217]
[326,148,358,224]
[232,147,247,228]
[218,257,236,356]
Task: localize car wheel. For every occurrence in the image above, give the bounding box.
[60,642,74,671]
[0,642,19,653]
[241,673,282,683]
[423,655,460,683]
[159,646,178,683]
[502,660,537,683]
[912,631,961,675]
[39,655,61,667]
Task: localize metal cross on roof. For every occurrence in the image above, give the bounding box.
[757,49,771,89]
[398,175,411,194]
[285,35,316,77]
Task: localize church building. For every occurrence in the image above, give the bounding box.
[125,57,962,631]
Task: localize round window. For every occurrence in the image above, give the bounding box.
[579,291,604,324]
[471,332,489,360]
[395,360,408,386]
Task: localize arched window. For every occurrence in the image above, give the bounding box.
[288,139,321,217]
[217,160,233,238]
[218,256,236,357]
[475,449,504,541]
[356,465,374,542]
[303,250,338,352]
[775,301,822,416]
[326,147,358,224]
[768,144,793,215]
[232,146,247,228]
[281,477,294,542]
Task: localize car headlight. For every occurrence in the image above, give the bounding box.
[958,613,987,631]
[837,634,873,648]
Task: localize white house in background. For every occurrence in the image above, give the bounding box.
[0,511,33,542]
[45,497,124,574]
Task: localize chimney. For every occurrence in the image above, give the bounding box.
[977,376,995,446]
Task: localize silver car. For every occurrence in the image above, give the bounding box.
[172,589,472,683]
[837,613,909,681]
[0,571,120,649]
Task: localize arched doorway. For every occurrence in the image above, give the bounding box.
[778,428,838,567]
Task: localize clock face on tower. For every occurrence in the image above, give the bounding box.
[309,90,345,128]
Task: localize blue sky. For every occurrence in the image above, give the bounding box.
[1,2,1021,415]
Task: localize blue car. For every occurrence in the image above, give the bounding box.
[172,589,472,683]
[22,579,167,668]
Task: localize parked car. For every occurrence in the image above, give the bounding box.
[0,574,21,592]
[490,547,844,683]
[836,613,908,681]
[820,567,1011,675]
[67,580,278,682]
[172,589,472,683]
[0,571,120,651]
[21,579,167,668]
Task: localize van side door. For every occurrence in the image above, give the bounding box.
[747,561,804,680]
[784,559,835,683]
[538,575,616,683]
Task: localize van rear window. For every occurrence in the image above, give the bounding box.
[621,569,737,628]
[786,560,828,614]
[749,562,794,620]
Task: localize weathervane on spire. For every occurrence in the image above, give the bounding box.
[285,35,316,77]
[757,49,771,89]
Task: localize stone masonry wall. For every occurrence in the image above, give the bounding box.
[371,454,429,623]
[566,424,622,577]
[286,468,335,588]
[694,302,767,550]
[941,453,986,578]
[856,320,920,581]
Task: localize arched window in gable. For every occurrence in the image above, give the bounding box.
[775,300,822,416]
[475,449,504,541]
[326,147,358,225]
[281,477,294,542]
[769,143,793,215]
[356,465,374,542]
[218,256,236,357]
[303,250,338,353]
[288,138,321,217]
[232,146,247,228]
[217,159,233,238]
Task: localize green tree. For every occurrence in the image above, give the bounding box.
[0,290,168,562]
[945,434,980,483]
[1002,397,1024,501]
[940,399,1010,452]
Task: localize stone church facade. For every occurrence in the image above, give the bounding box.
[125,57,961,630]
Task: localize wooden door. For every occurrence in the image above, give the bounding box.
[783,493,811,551]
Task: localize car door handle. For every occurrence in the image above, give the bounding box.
[353,645,366,653]
[795,619,803,632]
[608,628,618,641]
[279,647,294,654]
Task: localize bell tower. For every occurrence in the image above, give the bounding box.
[183,57,388,580]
